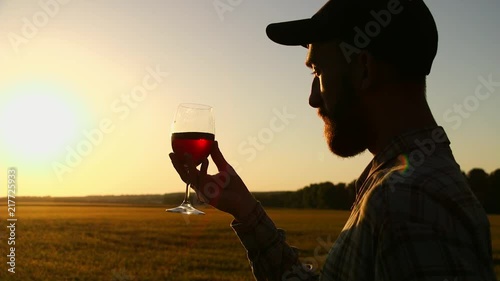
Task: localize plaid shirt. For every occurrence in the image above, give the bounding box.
[231,126,497,281]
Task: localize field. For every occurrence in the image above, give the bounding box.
[0,204,499,281]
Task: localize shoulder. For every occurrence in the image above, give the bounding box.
[359,156,487,232]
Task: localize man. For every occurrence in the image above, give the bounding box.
[170,0,497,280]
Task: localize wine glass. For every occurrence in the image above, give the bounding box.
[166,103,215,215]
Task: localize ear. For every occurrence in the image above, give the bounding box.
[356,51,377,91]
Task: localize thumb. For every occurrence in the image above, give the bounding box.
[210,141,229,172]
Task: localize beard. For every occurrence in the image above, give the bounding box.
[319,74,369,158]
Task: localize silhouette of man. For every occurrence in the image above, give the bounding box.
[170,0,497,280]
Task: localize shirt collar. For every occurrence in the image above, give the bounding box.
[355,126,451,191]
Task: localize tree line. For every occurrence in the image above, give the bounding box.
[17,167,496,213]
[253,168,500,214]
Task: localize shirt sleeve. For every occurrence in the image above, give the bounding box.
[231,202,319,281]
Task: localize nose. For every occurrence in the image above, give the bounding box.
[309,76,322,108]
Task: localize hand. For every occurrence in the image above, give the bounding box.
[169,141,258,221]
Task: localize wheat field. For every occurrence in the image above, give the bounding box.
[0,204,498,281]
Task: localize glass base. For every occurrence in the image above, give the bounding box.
[166,202,205,215]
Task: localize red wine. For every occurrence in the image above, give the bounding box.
[171,132,215,166]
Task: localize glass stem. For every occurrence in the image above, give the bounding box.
[181,167,191,205]
[182,182,190,205]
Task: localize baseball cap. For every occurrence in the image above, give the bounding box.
[266,0,438,75]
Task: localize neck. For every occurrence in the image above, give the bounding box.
[366,83,437,155]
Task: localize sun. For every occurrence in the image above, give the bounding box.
[0,83,79,160]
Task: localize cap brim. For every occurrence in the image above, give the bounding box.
[266,18,332,47]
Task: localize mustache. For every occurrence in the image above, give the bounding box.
[318,107,328,118]
[318,107,337,127]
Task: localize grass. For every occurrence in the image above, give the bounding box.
[0,204,498,280]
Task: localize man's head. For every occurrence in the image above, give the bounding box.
[306,41,371,157]
[266,0,438,157]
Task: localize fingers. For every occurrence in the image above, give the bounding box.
[210,141,230,172]
[200,158,209,176]
[193,159,209,203]
[193,158,209,193]
[195,188,210,204]
[183,154,199,186]
[169,153,188,183]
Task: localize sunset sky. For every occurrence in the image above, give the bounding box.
[0,0,499,197]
